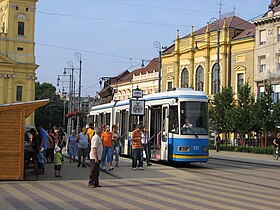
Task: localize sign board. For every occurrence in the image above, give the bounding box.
[129,99,145,115]
[132,89,143,98]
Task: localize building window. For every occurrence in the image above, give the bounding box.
[181,68,189,88]
[16,6,19,10]
[17,47,24,51]
[26,8,29,12]
[278,55,280,71]
[18,21,24,36]
[273,85,280,103]
[278,27,280,42]
[167,82,172,91]
[259,57,266,73]
[16,86,23,101]
[196,66,204,91]
[237,73,244,91]
[260,30,266,45]
[259,86,265,99]
[211,63,220,94]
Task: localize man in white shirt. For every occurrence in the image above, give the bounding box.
[88,127,103,188]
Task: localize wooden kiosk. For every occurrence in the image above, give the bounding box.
[0,99,49,180]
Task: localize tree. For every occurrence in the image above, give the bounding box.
[209,87,234,145]
[233,83,255,143]
[252,82,275,147]
[35,82,64,129]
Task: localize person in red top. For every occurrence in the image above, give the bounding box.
[101,125,114,171]
[131,124,144,170]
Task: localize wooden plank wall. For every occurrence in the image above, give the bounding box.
[0,108,24,180]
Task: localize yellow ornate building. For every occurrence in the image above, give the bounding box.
[161,16,255,98]
[0,0,38,127]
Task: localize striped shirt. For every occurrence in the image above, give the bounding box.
[131,129,142,149]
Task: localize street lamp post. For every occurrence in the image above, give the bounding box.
[153,41,162,93]
[75,52,82,133]
[62,61,74,135]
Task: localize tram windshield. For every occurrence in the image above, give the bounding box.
[180,101,208,135]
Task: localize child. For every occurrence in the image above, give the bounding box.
[54,146,63,177]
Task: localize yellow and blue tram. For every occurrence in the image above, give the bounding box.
[88,88,209,163]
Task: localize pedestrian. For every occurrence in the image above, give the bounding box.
[112,125,120,167]
[216,133,221,152]
[101,125,114,171]
[87,123,95,160]
[131,124,144,170]
[141,126,152,166]
[46,130,54,164]
[77,127,90,167]
[88,127,103,188]
[35,124,48,175]
[67,129,78,163]
[48,128,57,163]
[57,127,66,152]
[28,128,40,174]
[54,146,63,177]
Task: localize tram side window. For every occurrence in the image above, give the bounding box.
[106,113,111,127]
[169,105,179,134]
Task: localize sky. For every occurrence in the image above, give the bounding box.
[35,0,271,97]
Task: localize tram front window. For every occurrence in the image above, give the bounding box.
[180,102,208,135]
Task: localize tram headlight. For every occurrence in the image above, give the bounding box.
[202,146,208,152]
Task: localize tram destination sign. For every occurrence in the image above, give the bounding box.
[129,99,145,115]
[132,88,143,98]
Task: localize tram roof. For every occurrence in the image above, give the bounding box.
[90,88,207,113]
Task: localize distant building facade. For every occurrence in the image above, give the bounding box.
[254,0,280,101]
[97,59,158,103]
[0,0,38,127]
[161,16,255,98]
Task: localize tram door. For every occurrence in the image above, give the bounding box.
[150,106,162,160]
[161,106,169,161]
[119,110,129,155]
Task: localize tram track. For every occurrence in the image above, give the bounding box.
[208,158,280,173]
[179,160,280,190]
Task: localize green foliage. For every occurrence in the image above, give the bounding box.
[209,145,274,154]
[209,82,280,146]
[35,82,64,129]
[210,87,234,133]
[233,83,255,136]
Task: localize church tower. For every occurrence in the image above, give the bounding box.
[0,0,38,127]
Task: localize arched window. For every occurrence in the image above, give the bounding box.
[196,66,204,91]
[17,14,26,36]
[211,63,220,94]
[181,68,189,88]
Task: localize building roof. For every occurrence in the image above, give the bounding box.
[0,99,49,118]
[232,28,255,40]
[162,16,255,55]
[111,58,158,85]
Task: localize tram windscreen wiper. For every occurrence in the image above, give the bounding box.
[189,127,198,138]
[182,126,198,138]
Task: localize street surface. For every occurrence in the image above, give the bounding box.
[1,151,280,210]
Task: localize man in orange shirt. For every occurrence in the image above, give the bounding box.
[101,125,114,171]
[131,124,144,170]
[86,123,95,160]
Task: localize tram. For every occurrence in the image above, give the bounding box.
[88,88,209,163]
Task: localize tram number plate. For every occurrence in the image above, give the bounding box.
[178,146,190,152]
[193,146,200,151]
